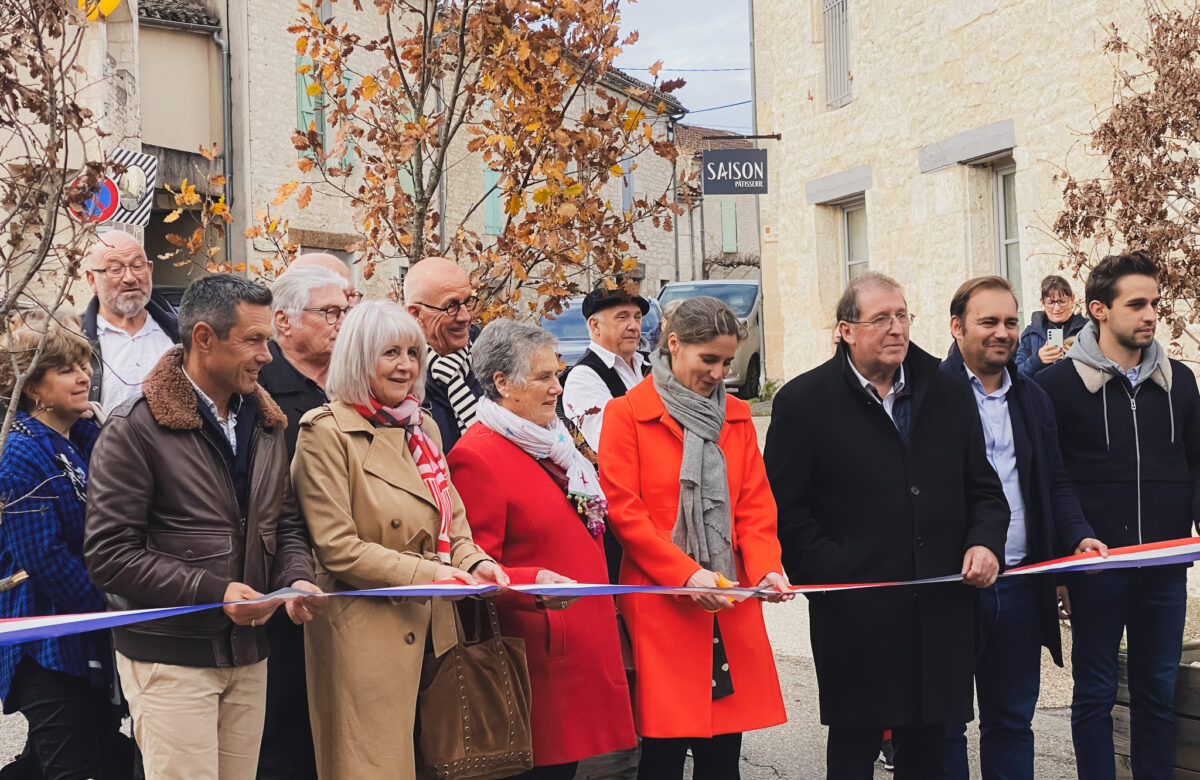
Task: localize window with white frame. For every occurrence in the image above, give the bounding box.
[823,0,852,108]
[841,200,868,283]
[995,164,1022,316]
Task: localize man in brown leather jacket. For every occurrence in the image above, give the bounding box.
[84,273,323,780]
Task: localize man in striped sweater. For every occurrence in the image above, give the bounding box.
[404,257,483,452]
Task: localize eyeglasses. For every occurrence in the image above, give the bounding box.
[1042,298,1073,308]
[302,305,350,325]
[346,291,364,305]
[91,261,150,279]
[845,312,916,331]
[414,295,479,318]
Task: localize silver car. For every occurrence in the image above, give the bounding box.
[657,280,763,398]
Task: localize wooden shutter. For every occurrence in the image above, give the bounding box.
[721,200,738,253]
[296,56,325,159]
[484,169,502,235]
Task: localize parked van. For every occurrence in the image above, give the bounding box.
[657,279,763,398]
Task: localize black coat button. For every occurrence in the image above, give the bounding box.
[910,485,920,496]
[391,519,401,529]
[405,632,416,644]
[915,536,925,547]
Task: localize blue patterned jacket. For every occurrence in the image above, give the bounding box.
[0,412,108,711]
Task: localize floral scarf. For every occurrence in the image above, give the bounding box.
[354,395,454,563]
[474,397,607,537]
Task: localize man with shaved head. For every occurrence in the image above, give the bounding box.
[289,252,361,306]
[81,229,179,411]
[403,256,481,451]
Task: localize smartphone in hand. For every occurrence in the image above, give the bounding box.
[1047,328,1064,348]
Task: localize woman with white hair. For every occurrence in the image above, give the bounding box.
[447,318,636,780]
[290,300,507,780]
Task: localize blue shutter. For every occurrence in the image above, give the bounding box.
[621,156,634,214]
[721,200,738,253]
[339,72,355,172]
[484,169,502,235]
[296,56,325,159]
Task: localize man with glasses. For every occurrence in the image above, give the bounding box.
[288,251,362,307]
[255,264,349,780]
[403,256,482,451]
[1015,274,1087,378]
[764,272,1009,779]
[81,230,179,413]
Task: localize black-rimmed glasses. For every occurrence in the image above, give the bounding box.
[302,305,350,325]
[414,295,479,318]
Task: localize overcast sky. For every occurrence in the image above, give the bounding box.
[613,0,754,134]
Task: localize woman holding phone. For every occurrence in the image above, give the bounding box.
[1015,274,1087,378]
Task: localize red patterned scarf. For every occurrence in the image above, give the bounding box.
[354,395,453,563]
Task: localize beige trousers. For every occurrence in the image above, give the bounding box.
[116,653,268,780]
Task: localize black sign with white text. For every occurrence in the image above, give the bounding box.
[702,149,768,195]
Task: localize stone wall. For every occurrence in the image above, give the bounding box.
[753,0,1162,381]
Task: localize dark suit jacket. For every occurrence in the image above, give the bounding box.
[941,343,1096,666]
[764,341,1009,727]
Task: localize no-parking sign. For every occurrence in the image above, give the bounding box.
[69,177,120,223]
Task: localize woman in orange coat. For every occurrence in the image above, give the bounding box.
[598,295,791,780]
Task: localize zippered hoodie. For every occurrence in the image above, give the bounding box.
[1036,322,1200,547]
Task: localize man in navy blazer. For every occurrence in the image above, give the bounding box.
[940,276,1106,779]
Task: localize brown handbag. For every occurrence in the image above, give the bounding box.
[416,598,534,780]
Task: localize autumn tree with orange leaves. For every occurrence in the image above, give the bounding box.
[248,0,687,318]
[1054,2,1200,347]
[0,1,114,443]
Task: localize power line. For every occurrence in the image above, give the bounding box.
[686,100,751,114]
[622,66,750,72]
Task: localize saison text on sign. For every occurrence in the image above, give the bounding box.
[703,149,768,195]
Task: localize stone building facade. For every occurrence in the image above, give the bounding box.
[752,0,1164,380]
[18,1,692,308]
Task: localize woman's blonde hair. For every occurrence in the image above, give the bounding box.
[326,300,428,406]
[0,314,92,412]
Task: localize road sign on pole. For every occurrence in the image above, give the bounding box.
[69,177,120,224]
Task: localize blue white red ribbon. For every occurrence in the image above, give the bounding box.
[0,537,1197,646]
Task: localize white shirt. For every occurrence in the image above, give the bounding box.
[964,366,1028,566]
[96,314,175,411]
[182,368,241,454]
[847,359,906,421]
[562,342,646,451]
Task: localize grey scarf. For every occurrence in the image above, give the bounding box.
[650,351,736,580]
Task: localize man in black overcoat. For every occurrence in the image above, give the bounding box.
[764,272,1010,779]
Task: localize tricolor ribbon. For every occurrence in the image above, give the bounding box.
[1,537,1197,646]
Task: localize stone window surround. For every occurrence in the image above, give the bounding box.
[918,119,1015,174]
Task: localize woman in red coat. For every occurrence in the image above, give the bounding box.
[447,319,636,780]
[599,296,791,780]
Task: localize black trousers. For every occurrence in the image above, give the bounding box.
[9,657,130,780]
[826,724,946,780]
[507,761,579,780]
[637,733,742,780]
[256,612,317,780]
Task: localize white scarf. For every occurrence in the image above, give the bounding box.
[474,397,606,504]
